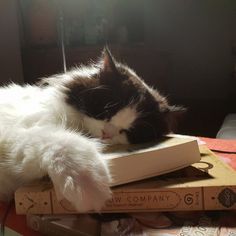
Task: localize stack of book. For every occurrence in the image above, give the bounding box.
[14,135,236,235]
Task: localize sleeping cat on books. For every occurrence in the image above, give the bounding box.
[0,48,184,212]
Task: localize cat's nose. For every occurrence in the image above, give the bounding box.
[101,130,112,139]
[102,123,119,139]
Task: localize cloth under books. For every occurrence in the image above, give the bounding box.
[217,113,236,139]
[0,137,236,236]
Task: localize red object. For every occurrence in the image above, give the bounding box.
[0,202,41,236]
[200,137,236,170]
[1,137,236,235]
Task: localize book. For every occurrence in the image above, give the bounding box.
[99,135,200,186]
[100,211,236,236]
[15,145,236,214]
[26,214,100,236]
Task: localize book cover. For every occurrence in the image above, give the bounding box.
[200,136,236,170]
[15,145,236,214]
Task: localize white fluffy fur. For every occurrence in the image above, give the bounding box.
[0,84,114,212]
[0,82,139,211]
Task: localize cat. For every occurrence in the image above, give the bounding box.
[0,48,184,212]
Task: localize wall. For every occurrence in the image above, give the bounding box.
[144,0,236,100]
[0,0,23,85]
[17,0,236,102]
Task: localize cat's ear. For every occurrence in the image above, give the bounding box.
[101,47,118,74]
[165,105,187,132]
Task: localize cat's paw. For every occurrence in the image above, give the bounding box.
[44,133,111,212]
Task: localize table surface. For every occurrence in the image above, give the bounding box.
[0,137,236,236]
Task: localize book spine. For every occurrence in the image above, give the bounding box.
[15,185,236,215]
[26,214,100,236]
[26,214,71,236]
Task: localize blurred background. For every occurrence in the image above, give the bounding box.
[1,0,236,137]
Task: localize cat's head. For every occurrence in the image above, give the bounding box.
[60,48,185,144]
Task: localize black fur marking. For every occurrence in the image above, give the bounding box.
[64,49,184,144]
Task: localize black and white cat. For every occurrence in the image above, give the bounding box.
[0,48,184,212]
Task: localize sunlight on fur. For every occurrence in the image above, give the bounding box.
[0,48,184,211]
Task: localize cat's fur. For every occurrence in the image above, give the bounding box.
[0,48,184,212]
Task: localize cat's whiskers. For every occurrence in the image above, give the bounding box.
[104,101,119,109]
[128,95,140,106]
[79,85,111,95]
[138,111,153,119]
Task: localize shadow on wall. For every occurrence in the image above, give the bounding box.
[144,0,236,101]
